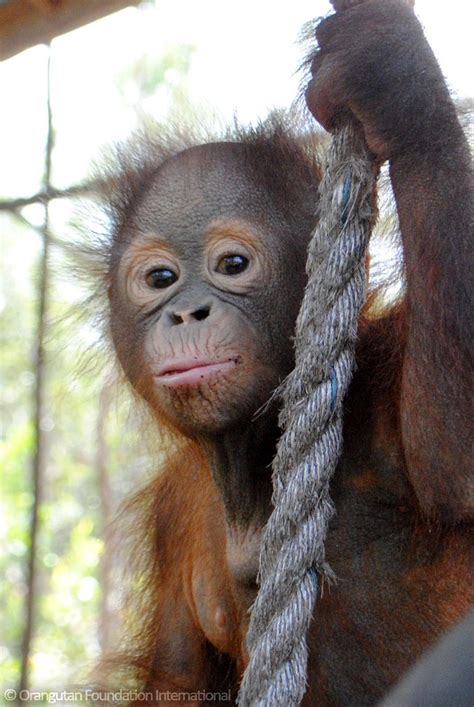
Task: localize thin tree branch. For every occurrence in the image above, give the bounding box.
[96,379,115,655]
[8,210,78,252]
[0,180,101,211]
[19,46,53,698]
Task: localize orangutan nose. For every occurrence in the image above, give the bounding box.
[168,305,211,325]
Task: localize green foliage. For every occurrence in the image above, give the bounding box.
[0,221,142,687]
[0,29,194,691]
[116,44,195,109]
[118,44,195,101]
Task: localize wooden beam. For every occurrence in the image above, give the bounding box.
[0,0,140,61]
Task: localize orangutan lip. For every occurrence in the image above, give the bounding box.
[154,358,239,388]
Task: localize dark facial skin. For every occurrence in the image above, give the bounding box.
[110,142,309,524]
[104,2,473,704]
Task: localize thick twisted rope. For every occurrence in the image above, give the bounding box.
[237,118,377,705]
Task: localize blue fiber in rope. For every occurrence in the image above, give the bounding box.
[341,175,352,225]
[330,368,338,414]
[308,566,318,590]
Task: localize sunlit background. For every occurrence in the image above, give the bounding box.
[0,0,472,696]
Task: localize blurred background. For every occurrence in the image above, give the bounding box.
[0,0,472,699]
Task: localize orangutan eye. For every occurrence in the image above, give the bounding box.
[145,268,178,289]
[216,255,249,276]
